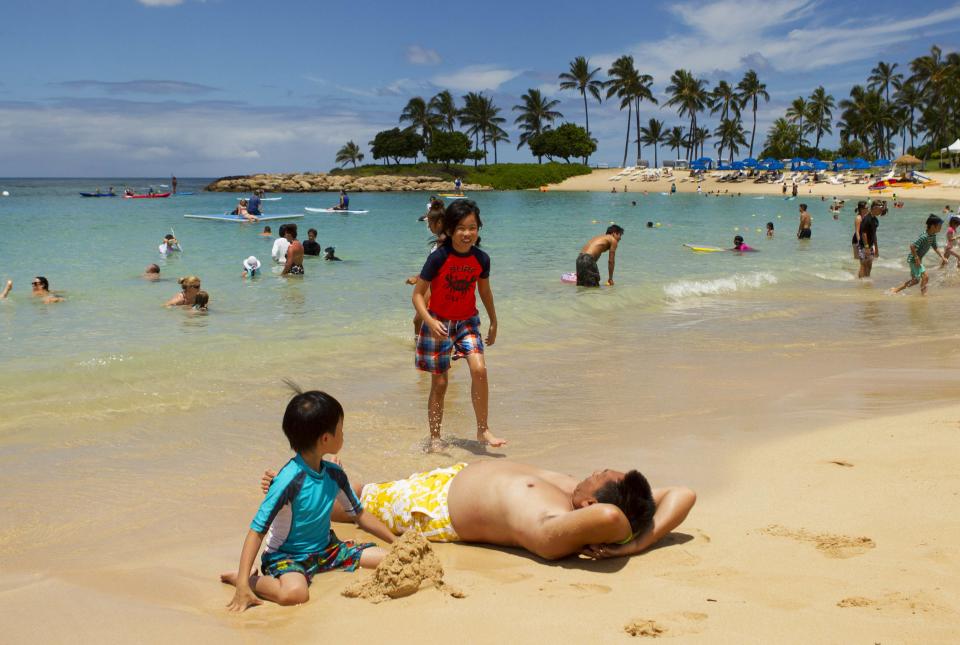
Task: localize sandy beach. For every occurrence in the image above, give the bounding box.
[548,168,960,204]
[3,402,958,643]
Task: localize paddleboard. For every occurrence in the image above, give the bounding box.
[304,207,369,214]
[184,213,303,222]
[238,196,282,201]
[683,244,725,253]
[437,194,467,198]
[175,192,195,196]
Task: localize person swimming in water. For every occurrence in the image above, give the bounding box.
[731,235,755,252]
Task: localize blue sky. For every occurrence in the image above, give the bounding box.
[2,0,960,176]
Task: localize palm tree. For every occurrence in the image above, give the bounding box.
[736,69,769,157]
[806,86,835,154]
[483,124,510,164]
[710,80,741,160]
[400,96,441,146]
[558,56,604,160]
[664,69,708,160]
[868,61,903,104]
[512,88,563,163]
[665,126,685,160]
[428,91,459,132]
[763,118,801,158]
[713,119,747,161]
[335,141,364,168]
[605,55,638,168]
[785,97,810,155]
[638,118,666,167]
[894,80,923,152]
[459,93,506,165]
[695,126,711,159]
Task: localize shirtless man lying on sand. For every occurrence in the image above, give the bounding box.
[263,460,695,560]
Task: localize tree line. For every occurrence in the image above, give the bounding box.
[336,46,960,169]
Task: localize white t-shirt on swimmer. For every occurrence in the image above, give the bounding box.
[272,237,290,263]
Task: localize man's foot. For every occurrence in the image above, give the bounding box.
[427,437,448,453]
[479,430,508,448]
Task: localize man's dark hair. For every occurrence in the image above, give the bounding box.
[34,276,50,290]
[799,203,808,211]
[595,470,656,535]
[927,214,944,228]
[281,384,344,453]
[607,224,624,235]
[857,200,868,211]
[164,234,175,240]
[263,225,272,233]
[308,228,318,237]
[278,224,287,237]
[286,223,298,239]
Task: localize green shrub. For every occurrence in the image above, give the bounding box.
[329,162,591,189]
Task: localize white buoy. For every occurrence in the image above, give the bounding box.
[1,191,9,197]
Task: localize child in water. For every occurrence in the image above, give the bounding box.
[412,199,506,451]
[766,222,774,238]
[731,235,755,252]
[892,215,945,295]
[941,216,960,268]
[193,290,209,312]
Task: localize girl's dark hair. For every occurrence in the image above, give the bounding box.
[281,381,344,453]
[595,470,656,534]
[950,216,960,228]
[34,276,49,290]
[927,214,944,228]
[734,235,744,244]
[443,199,482,247]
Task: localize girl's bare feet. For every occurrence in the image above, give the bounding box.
[479,429,507,448]
[220,571,238,585]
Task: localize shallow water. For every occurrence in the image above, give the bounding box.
[4,178,960,568]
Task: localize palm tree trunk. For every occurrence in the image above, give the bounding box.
[622,103,632,168]
[654,143,659,168]
[583,91,591,164]
[749,99,758,157]
[635,98,642,165]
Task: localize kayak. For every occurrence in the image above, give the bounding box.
[80,192,118,197]
[304,207,369,214]
[184,213,303,222]
[124,192,171,199]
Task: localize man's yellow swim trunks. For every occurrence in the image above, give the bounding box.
[359,463,466,542]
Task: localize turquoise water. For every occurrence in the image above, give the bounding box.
[1,178,958,442]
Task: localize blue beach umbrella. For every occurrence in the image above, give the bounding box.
[731,161,745,170]
[743,157,758,167]
[874,158,891,167]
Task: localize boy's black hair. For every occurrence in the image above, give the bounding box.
[766,222,774,229]
[286,223,298,239]
[594,470,656,535]
[263,225,272,232]
[646,222,653,228]
[799,203,808,210]
[164,234,175,240]
[927,214,944,228]
[281,382,344,453]
[607,224,624,235]
[734,235,744,244]
[278,224,287,237]
[443,199,482,245]
[949,216,960,228]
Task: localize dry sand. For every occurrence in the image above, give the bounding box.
[2,404,958,643]
[547,168,960,204]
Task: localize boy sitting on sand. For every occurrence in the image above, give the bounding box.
[222,387,394,612]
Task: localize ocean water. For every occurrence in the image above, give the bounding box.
[6,177,960,570]
[1,179,959,437]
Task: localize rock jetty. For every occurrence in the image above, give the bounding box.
[204,173,489,193]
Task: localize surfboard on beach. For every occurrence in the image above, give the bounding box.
[304,207,369,214]
[183,213,303,222]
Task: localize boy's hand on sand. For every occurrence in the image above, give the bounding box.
[427,317,448,338]
[227,587,262,612]
[260,469,277,494]
[485,321,497,346]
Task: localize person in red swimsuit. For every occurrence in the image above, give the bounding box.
[412,200,507,452]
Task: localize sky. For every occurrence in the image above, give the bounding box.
[2,0,959,176]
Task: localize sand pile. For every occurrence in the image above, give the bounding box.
[343,531,465,603]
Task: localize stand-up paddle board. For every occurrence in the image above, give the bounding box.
[304,207,369,214]
[184,213,303,222]
[683,244,725,253]
[238,196,282,201]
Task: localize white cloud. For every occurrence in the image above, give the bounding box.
[432,65,523,92]
[406,45,441,65]
[0,100,389,175]
[137,0,184,6]
[597,0,960,82]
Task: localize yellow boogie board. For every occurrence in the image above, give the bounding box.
[683,244,725,253]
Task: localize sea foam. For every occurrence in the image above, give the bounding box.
[663,271,778,300]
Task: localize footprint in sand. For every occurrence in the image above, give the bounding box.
[837,592,946,615]
[827,460,854,467]
[535,581,611,597]
[624,612,707,638]
[761,525,875,558]
[570,583,611,594]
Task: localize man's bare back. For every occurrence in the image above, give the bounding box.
[581,234,617,259]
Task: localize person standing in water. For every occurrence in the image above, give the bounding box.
[797,204,812,240]
[281,224,305,276]
[857,201,880,279]
[576,225,623,287]
[171,176,178,194]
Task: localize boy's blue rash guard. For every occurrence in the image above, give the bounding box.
[251,455,363,555]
